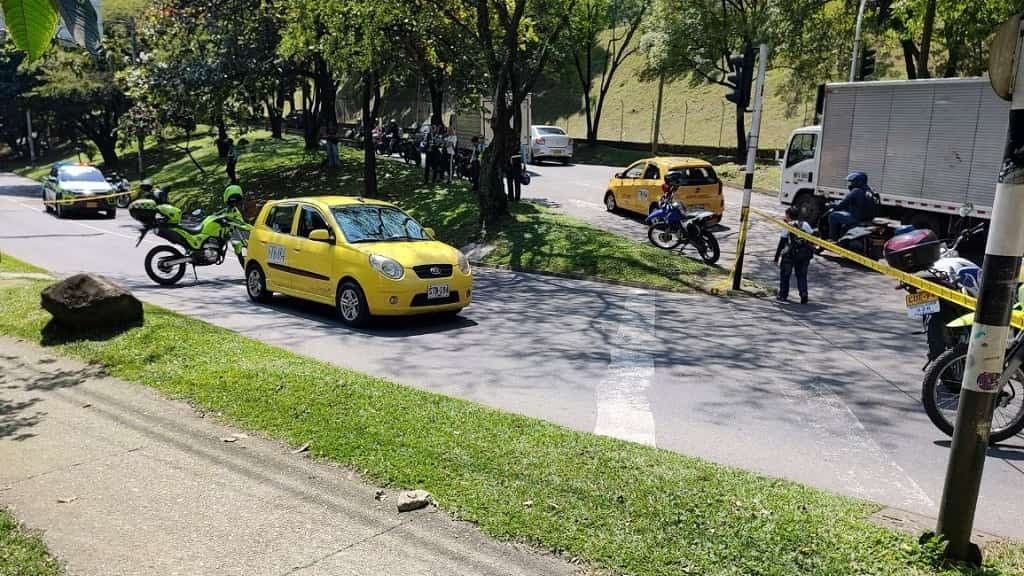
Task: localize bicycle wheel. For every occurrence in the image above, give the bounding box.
[922,344,1024,444]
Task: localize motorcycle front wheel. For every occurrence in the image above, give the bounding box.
[116,193,131,209]
[648,223,683,250]
[696,231,720,264]
[922,344,1024,444]
[145,245,188,286]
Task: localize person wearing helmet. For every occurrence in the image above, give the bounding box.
[828,171,876,240]
[223,184,244,212]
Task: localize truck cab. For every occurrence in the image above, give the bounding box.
[779,125,821,213]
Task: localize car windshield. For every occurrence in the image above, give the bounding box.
[59,167,106,183]
[536,127,566,135]
[331,204,430,243]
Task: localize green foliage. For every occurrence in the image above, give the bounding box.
[0,509,63,575]
[0,0,58,61]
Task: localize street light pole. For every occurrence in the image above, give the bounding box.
[128,17,144,177]
[935,14,1024,564]
[849,0,869,82]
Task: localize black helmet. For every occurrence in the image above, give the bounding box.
[140,179,154,191]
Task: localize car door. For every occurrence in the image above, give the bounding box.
[616,161,646,212]
[289,204,336,302]
[260,203,299,291]
[636,163,662,213]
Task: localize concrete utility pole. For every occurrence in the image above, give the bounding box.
[652,73,665,154]
[731,43,768,291]
[935,14,1024,565]
[849,0,869,82]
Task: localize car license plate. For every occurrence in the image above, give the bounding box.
[691,204,705,210]
[551,149,562,155]
[427,284,450,299]
[906,292,940,318]
[85,201,98,208]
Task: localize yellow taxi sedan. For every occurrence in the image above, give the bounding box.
[245,196,472,327]
[603,157,724,221]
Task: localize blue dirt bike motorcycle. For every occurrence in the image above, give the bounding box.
[645,191,720,264]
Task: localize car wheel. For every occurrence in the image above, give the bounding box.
[336,280,371,328]
[246,263,273,303]
[55,199,65,219]
[604,192,618,212]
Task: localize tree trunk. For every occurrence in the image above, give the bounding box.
[918,0,936,79]
[943,27,960,78]
[216,117,229,158]
[362,71,378,198]
[733,103,746,163]
[428,73,445,127]
[901,39,919,79]
[95,136,120,168]
[480,100,511,227]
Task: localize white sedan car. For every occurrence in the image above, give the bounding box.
[528,125,573,165]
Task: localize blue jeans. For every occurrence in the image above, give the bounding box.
[828,210,857,240]
[779,258,809,301]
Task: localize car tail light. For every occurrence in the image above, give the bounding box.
[535,137,546,145]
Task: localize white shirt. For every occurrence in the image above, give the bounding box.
[444,134,457,154]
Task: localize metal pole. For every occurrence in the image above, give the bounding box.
[652,72,665,154]
[718,101,725,147]
[619,100,624,141]
[682,102,688,147]
[849,0,869,82]
[935,18,1024,564]
[129,18,144,177]
[25,110,35,163]
[731,44,769,291]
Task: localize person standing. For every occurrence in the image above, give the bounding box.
[324,125,340,168]
[469,136,483,192]
[444,127,458,183]
[774,206,814,304]
[506,152,523,201]
[225,138,239,184]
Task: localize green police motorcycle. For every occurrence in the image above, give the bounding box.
[129,185,252,286]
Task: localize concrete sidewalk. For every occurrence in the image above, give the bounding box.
[0,337,580,576]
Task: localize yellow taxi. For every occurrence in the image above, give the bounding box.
[245,196,473,327]
[603,157,724,221]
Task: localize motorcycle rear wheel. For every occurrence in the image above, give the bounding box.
[648,223,683,250]
[116,193,131,209]
[696,231,720,265]
[922,344,1024,444]
[145,245,188,286]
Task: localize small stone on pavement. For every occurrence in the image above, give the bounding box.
[396,490,432,512]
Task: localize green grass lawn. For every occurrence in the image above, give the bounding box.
[0,509,63,576]
[14,132,724,290]
[0,273,1021,576]
[0,253,47,274]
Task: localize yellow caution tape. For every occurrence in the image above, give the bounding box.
[750,207,1024,330]
[42,190,131,205]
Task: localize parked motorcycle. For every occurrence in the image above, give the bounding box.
[128,185,251,286]
[103,171,132,208]
[921,299,1024,444]
[888,223,984,363]
[453,148,474,180]
[645,189,720,264]
[401,138,421,165]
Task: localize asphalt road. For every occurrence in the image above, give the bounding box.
[1,170,1022,538]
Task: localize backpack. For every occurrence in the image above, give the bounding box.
[787,222,814,261]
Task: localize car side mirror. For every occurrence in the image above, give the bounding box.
[424,227,436,238]
[614,172,623,179]
[309,229,333,243]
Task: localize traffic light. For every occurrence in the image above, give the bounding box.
[857,47,877,81]
[725,48,755,109]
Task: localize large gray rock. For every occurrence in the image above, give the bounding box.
[41,274,143,331]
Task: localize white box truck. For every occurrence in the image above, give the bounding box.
[779,78,1008,235]
[452,94,533,158]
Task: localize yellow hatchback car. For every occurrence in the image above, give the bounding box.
[245,196,473,327]
[604,157,724,221]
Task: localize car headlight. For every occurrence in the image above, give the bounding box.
[369,254,404,280]
[457,251,472,275]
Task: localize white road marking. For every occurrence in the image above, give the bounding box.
[594,290,657,446]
